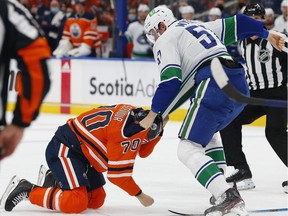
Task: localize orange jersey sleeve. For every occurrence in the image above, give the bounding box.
[138,136,162,158]
[14,37,51,126]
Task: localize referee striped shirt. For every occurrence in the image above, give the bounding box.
[239,38,288,90]
[0,0,51,127]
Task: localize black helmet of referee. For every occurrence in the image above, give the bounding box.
[243,3,265,19]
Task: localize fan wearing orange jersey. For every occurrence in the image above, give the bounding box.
[53,0,101,57]
[1,104,168,213]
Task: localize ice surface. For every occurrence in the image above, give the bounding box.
[0,113,287,216]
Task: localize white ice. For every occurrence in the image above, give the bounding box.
[0,113,287,216]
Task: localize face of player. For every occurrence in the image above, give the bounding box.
[146,22,166,43]
[249,15,265,40]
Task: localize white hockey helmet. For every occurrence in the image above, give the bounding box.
[144,5,176,43]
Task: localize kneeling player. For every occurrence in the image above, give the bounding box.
[0,104,166,213]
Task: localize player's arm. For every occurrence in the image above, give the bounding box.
[139,65,180,129]
[138,136,161,158]
[206,14,268,45]
[206,14,285,51]
[106,142,154,207]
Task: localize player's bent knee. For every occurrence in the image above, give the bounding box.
[88,187,106,209]
[177,139,204,165]
[60,186,88,213]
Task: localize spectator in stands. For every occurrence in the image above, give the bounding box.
[179,5,195,20]
[53,0,101,57]
[214,0,230,18]
[265,8,275,30]
[40,0,66,51]
[65,4,74,18]
[260,0,282,15]
[208,7,222,21]
[127,7,137,23]
[273,0,288,35]
[124,4,153,59]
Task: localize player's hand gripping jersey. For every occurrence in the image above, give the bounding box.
[151,14,271,116]
[67,104,162,196]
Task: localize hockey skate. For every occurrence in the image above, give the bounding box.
[0,176,34,211]
[282,181,288,194]
[0,176,20,209]
[37,164,56,187]
[226,169,255,190]
[204,188,248,216]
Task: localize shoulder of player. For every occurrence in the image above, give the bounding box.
[154,27,180,49]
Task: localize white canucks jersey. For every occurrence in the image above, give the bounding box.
[153,19,228,87]
[150,14,270,115]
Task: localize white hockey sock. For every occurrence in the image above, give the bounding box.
[205,132,227,176]
[178,139,230,199]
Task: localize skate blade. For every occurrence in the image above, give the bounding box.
[0,176,20,209]
[283,185,288,194]
[224,202,249,216]
[37,164,48,186]
[228,179,255,191]
[206,211,222,216]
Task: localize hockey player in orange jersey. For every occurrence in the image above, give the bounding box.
[53,0,101,57]
[0,104,167,213]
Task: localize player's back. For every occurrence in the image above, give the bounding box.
[154,19,228,82]
[68,104,145,172]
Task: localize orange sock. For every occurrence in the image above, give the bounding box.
[30,186,88,213]
[87,187,106,209]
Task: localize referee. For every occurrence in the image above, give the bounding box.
[220,3,288,192]
[0,0,51,160]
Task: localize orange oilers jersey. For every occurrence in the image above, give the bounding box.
[68,104,162,196]
[62,12,100,48]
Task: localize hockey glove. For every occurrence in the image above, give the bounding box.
[53,39,73,58]
[67,43,92,57]
[147,113,163,141]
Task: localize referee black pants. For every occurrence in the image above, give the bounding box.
[220,85,287,172]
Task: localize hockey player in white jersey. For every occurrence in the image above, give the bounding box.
[139,6,285,216]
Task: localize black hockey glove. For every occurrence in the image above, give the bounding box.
[147,113,163,141]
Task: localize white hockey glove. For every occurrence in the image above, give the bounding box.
[53,39,73,58]
[135,191,154,207]
[67,43,92,57]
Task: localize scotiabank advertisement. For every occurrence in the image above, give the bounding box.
[8,58,189,120]
[71,59,158,105]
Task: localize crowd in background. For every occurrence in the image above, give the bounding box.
[18,0,287,58]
